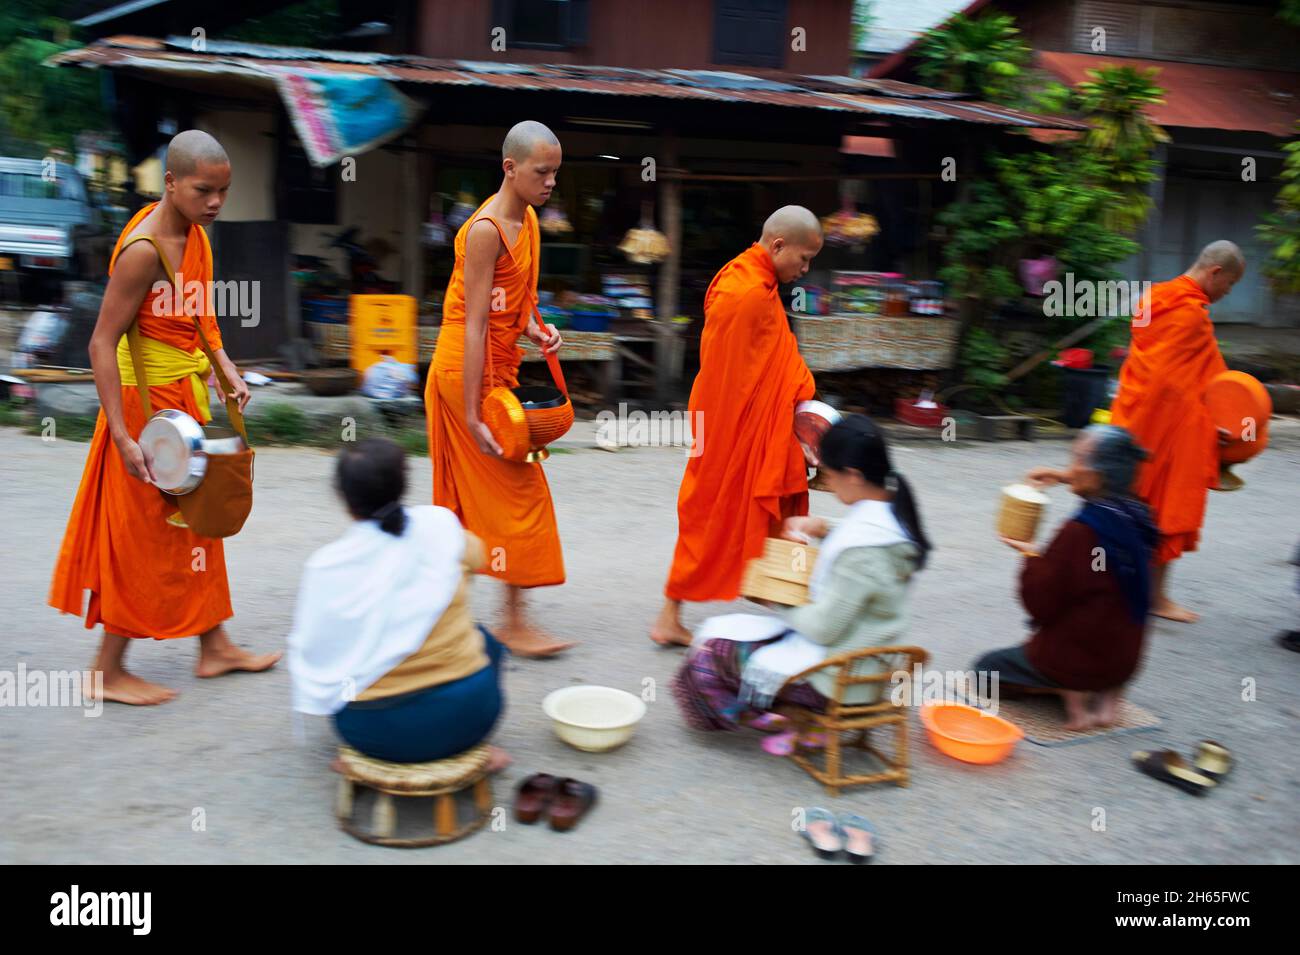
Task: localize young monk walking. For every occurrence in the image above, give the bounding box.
[1109,240,1244,623]
[652,206,823,646]
[424,120,571,658]
[48,130,280,704]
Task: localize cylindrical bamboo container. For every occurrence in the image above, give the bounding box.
[997,483,1048,541]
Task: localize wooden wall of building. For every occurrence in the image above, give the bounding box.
[1001,0,1299,72]
[415,0,854,74]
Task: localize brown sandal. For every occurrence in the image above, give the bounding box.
[513,773,560,824]
[1132,750,1217,796]
[548,778,598,832]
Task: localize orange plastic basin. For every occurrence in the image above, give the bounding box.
[920,702,1024,765]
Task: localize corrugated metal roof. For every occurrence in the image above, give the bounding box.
[1037,52,1300,138]
[74,0,171,28]
[49,35,1084,130]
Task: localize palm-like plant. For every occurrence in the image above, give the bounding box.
[916,13,1031,105]
[1074,66,1169,233]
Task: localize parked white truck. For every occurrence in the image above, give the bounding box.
[0,157,110,300]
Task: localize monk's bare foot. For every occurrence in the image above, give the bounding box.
[196,644,282,678]
[1152,600,1199,624]
[496,622,574,658]
[90,669,177,706]
[485,745,512,775]
[650,604,693,647]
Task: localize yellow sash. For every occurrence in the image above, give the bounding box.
[116,334,212,423]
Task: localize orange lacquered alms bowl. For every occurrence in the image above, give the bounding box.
[1205,370,1271,465]
[920,701,1024,765]
[482,351,574,463]
[517,384,573,448]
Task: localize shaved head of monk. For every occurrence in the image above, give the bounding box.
[501,120,561,207]
[163,129,231,225]
[760,205,824,283]
[1187,239,1245,303]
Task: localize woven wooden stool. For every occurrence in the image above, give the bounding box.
[335,743,493,847]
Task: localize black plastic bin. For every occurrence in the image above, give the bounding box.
[1059,366,1112,429]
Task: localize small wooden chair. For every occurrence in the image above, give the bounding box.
[335,744,493,847]
[774,645,929,796]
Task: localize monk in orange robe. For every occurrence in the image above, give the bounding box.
[48,130,280,704]
[425,120,571,657]
[652,206,822,646]
[1109,240,1243,623]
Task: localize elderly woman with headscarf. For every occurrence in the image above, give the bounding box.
[976,425,1157,731]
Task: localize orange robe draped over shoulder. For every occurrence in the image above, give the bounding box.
[1110,274,1227,564]
[665,243,815,602]
[48,203,233,638]
[424,196,564,588]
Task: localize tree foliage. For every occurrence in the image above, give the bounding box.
[219,0,341,46]
[1256,122,1300,294]
[0,4,108,156]
[915,13,1031,106]
[1074,66,1168,233]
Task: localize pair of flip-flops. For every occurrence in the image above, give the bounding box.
[802,808,876,863]
[513,773,597,832]
[1132,740,1233,796]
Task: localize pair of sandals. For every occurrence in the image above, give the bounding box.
[514,773,598,831]
[1132,740,1233,796]
[802,808,876,863]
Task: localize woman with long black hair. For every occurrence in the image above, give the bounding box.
[672,414,930,755]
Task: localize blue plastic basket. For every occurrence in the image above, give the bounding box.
[568,310,613,332]
[303,297,349,324]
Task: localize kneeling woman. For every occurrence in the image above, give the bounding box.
[288,438,508,770]
[672,415,930,754]
[977,425,1156,731]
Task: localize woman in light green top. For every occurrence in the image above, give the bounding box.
[672,415,931,755]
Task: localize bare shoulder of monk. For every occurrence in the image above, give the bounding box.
[464,217,503,264]
[102,241,163,317]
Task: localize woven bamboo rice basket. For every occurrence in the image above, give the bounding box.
[997,484,1048,542]
[740,537,819,606]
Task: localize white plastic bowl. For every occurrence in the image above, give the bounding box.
[542,685,647,753]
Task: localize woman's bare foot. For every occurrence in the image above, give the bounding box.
[1091,689,1122,728]
[91,669,177,706]
[650,601,693,647]
[1152,599,1199,624]
[485,745,511,774]
[1061,690,1094,731]
[496,621,575,658]
[196,625,282,677]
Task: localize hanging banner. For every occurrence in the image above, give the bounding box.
[267,68,424,168]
